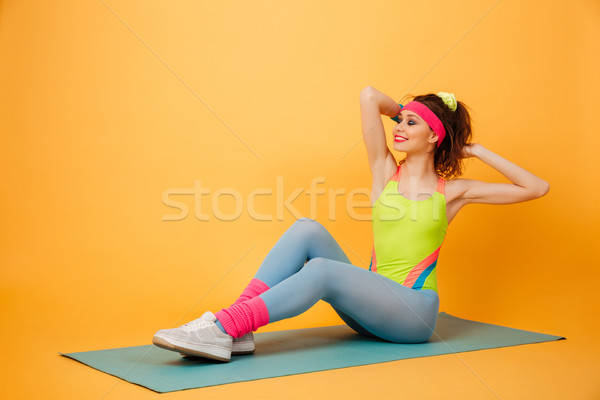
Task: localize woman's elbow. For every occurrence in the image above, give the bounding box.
[360,85,375,99]
[535,181,550,198]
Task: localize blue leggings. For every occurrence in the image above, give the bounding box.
[228,218,439,343]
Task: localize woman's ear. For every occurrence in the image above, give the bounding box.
[429,132,439,144]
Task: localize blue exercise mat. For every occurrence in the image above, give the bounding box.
[60,312,565,393]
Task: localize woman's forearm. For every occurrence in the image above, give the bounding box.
[474,144,550,193]
[361,86,402,117]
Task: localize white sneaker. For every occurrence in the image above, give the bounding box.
[152,311,233,362]
[180,332,255,358]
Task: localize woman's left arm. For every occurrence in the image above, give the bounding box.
[456,143,550,205]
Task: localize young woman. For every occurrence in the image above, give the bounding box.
[153,86,550,362]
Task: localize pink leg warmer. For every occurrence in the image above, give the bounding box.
[232,278,270,305]
[215,296,270,338]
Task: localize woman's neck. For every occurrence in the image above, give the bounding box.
[401,155,438,182]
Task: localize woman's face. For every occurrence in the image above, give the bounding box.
[392,109,438,152]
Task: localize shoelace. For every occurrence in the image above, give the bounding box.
[181,317,213,331]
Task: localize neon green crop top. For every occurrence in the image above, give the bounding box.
[369,164,448,293]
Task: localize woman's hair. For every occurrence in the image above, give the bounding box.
[398,93,473,180]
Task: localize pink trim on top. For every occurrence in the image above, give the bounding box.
[390,165,401,182]
[436,178,445,195]
[370,244,378,273]
[401,101,446,148]
[402,245,441,288]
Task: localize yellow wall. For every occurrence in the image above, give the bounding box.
[1,1,598,398]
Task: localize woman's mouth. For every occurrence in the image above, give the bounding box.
[394,135,408,143]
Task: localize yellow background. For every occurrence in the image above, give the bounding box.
[1,0,598,398]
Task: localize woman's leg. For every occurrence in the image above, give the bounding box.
[252,217,352,287]
[221,217,349,308]
[153,223,438,360]
[258,257,440,343]
[219,217,377,338]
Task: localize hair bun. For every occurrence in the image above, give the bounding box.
[437,92,457,112]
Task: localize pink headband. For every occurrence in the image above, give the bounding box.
[401,101,446,148]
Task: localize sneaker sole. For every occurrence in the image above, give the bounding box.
[153,336,231,362]
[232,340,255,355]
[180,342,254,358]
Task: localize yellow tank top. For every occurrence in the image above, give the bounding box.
[369,164,448,292]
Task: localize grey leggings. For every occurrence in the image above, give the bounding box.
[251,218,440,343]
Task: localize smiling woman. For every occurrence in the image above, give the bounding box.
[360,86,548,220]
[359,85,549,293]
[151,85,549,363]
[379,91,474,182]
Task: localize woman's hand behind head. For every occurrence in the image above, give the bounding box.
[460,143,481,159]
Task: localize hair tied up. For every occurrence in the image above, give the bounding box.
[437,92,457,112]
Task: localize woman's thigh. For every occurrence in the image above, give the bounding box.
[315,258,440,343]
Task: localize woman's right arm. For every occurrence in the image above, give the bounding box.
[359,86,401,189]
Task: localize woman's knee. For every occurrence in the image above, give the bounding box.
[290,218,330,245]
[293,217,326,234]
[299,257,334,291]
[302,256,329,275]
